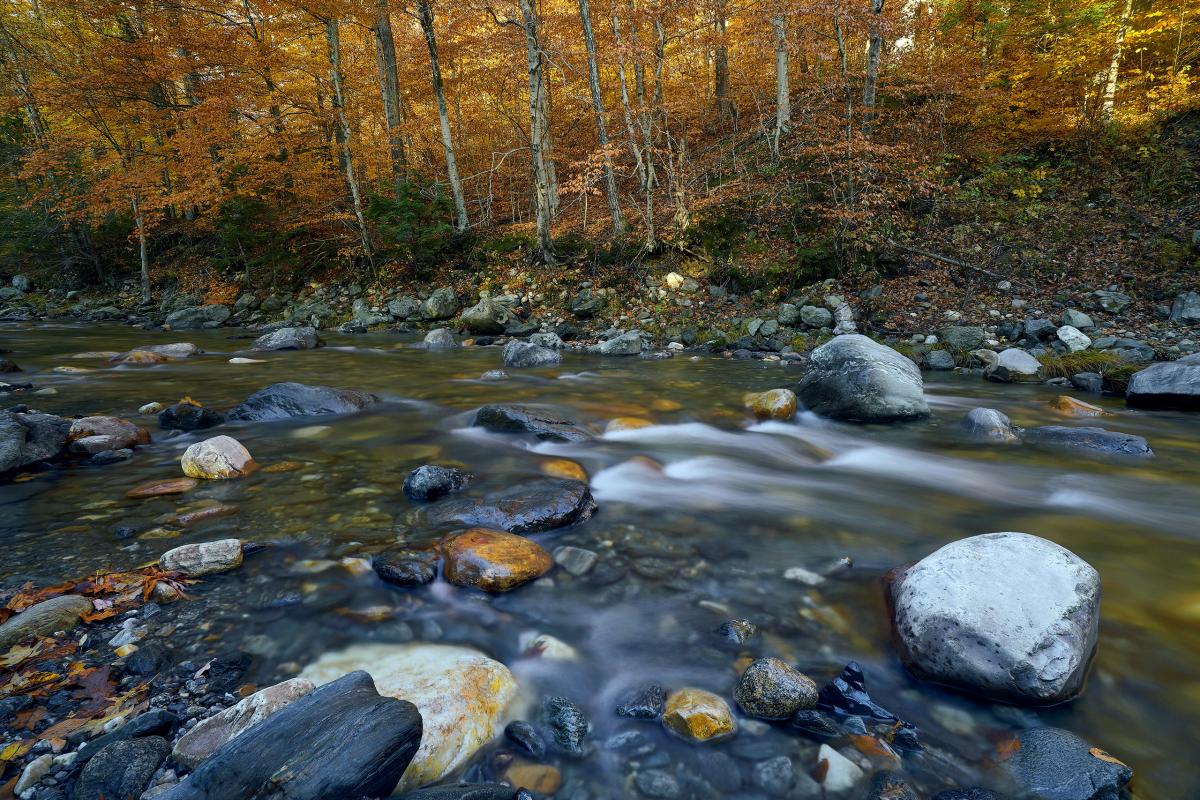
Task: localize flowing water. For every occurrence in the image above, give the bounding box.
[3,322,1199,797]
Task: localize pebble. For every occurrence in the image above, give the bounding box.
[552,545,598,576]
[503,721,546,759]
[753,755,794,797]
[616,683,665,720]
[542,696,589,757]
[734,657,818,719]
[661,688,736,743]
[634,769,681,799]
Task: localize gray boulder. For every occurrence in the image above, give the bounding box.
[1061,308,1094,330]
[228,382,379,421]
[471,405,590,442]
[529,332,565,350]
[388,295,421,320]
[0,594,93,651]
[591,331,644,356]
[1093,290,1131,313]
[890,532,1100,705]
[800,305,833,328]
[777,303,800,326]
[11,274,30,292]
[1003,728,1132,800]
[1055,325,1091,353]
[423,328,458,350]
[1070,372,1103,393]
[569,290,605,319]
[797,334,929,422]
[962,408,1018,442]
[166,304,231,330]
[73,737,170,800]
[984,348,1043,383]
[251,326,323,351]
[0,410,69,477]
[1126,353,1200,410]
[1094,336,1155,363]
[403,465,471,502]
[1024,425,1154,457]
[1170,291,1200,325]
[1023,318,1057,342]
[938,326,986,351]
[502,340,561,368]
[924,349,956,370]
[421,287,458,320]
[422,478,597,534]
[461,298,515,335]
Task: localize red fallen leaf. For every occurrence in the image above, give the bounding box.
[813,756,830,783]
[1089,747,1130,769]
[75,665,113,703]
[12,707,47,730]
[849,733,900,761]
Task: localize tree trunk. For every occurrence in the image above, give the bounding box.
[1101,0,1134,122]
[417,0,469,232]
[862,0,884,135]
[373,0,407,194]
[132,192,150,302]
[578,0,624,236]
[610,0,646,185]
[713,1,734,122]
[519,0,556,263]
[325,18,374,269]
[773,13,790,153]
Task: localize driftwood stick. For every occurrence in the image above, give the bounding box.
[886,239,1035,289]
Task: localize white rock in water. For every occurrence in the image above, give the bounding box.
[172,678,314,767]
[890,532,1100,705]
[817,744,864,794]
[159,539,243,577]
[518,632,579,661]
[228,357,266,364]
[300,643,518,792]
[181,435,255,479]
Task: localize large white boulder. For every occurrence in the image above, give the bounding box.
[797,334,928,422]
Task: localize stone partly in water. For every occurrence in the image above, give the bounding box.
[73,736,170,800]
[126,477,199,499]
[114,349,169,365]
[166,304,231,330]
[744,389,798,421]
[543,695,590,757]
[423,328,458,350]
[397,785,519,800]
[250,326,324,351]
[501,340,561,369]
[734,657,819,720]
[0,594,93,651]
[227,382,379,421]
[1125,354,1200,410]
[1024,425,1153,457]
[404,465,471,502]
[961,408,1019,442]
[181,436,256,479]
[159,539,244,577]
[300,644,517,792]
[68,416,150,452]
[0,409,69,476]
[1047,395,1109,417]
[662,688,736,743]
[471,404,591,442]
[591,331,644,356]
[159,400,224,431]
[889,532,1100,705]
[159,671,421,800]
[422,478,597,534]
[461,298,516,335]
[797,334,929,422]
[1002,727,1132,800]
[172,678,315,768]
[373,548,440,589]
[984,348,1044,383]
[604,417,652,433]
[441,528,553,592]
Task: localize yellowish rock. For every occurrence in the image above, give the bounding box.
[117,350,169,365]
[505,762,562,794]
[540,458,588,482]
[115,643,138,658]
[605,417,653,433]
[182,436,256,480]
[662,688,737,743]
[650,398,684,411]
[744,388,798,421]
[1048,395,1110,417]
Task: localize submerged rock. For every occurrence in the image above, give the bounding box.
[181,436,256,479]
[227,382,379,421]
[424,328,458,350]
[744,389,798,421]
[504,720,546,759]
[397,785,519,800]
[159,671,420,800]
[250,326,323,351]
[797,334,929,422]
[734,657,818,720]
[543,695,590,757]
[1024,425,1153,457]
[1003,727,1132,800]
[816,744,864,795]
[816,661,903,723]
[616,683,665,720]
[172,678,315,767]
[962,408,1019,442]
[300,644,516,791]
[1047,395,1108,417]
[501,340,561,368]
[373,548,440,588]
[422,478,597,533]
[471,404,591,442]
[1126,354,1200,410]
[442,528,553,592]
[662,688,736,743]
[126,477,199,499]
[404,465,471,502]
[0,594,93,651]
[159,539,243,577]
[890,532,1100,705]
[159,400,224,431]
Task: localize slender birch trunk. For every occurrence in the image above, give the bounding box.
[773,13,790,153]
[519,0,556,262]
[417,0,469,231]
[1101,0,1134,122]
[578,0,624,236]
[374,0,407,194]
[132,192,150,302]
[713,1,734,122]
[325,18,373,268]
[610,0,646,185]
[862,0,884,135]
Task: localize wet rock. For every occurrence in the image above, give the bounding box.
[227,381,379,421]
[126,477,198,499]
[75,710,179,763]
[471,404,591,442]
[250,326,323,351]
[816,662,903,723]
[634,769,681,799]
[753,755,794,796]
[1126,354,1200,410]
[1024,425,1153,457]
[0,409,69,476]
[158,400,223,431]
[502,340,561,368]
[181,436,256,479]
[984,348,1044,383]
[123,642,170,676]
[616,683,665,720]
[166,304,230,329]
[543,695,590,757]
[504,762,560,794]
[816,744,863,796]
[1047,395,1108,417]
[1170,290,1200,324]
[743,389,797,421]
[73,736,170,800]
[715,619,757,646]
[68,416,149,451]
[159,539,243,577]
[797,334,929,422]
[932,790,1008,800]
[734,657,818,720]
[1003,727,1131,800]
[552,545,597,576]
[1056,325,1091,353]
[605,416,652,433]
[172,678,315,768]
[504,721,546,759]
[424,328,458,349]
[591,331,645,356]
[300,644,516,791]
[789,709,840,740]
[422,478,597,533]
[0,595,92,651]
[114,349,169,365]
[662,688,736,743]
[866,771,918,800]
[962,408,1019,442]
[397,785,519,800]
[442,528,552,592]
[159,671,420,800]
[890,532,1099,705]
[404,465,471,502]
[461,298,516,335]
[373,547,440,588]
[422,287,459,320]
[0,358,22,373]
[1071,372,1103,393]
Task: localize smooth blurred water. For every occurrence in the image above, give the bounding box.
[2,322,1198,796]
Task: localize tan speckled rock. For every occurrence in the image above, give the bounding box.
[0,595,93,650]
[172,678,315,767]
[662,688,737,743]
[181,436,256,479]
[743,389,798,421]
[159,538,243,577]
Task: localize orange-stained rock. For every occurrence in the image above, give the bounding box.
[1048,395,1110,417]
[117,350,170,365]
[127,477,200,499]
[650,398,684,412]
[263,460,306,473]
[605,417,653,433]
[505,762,562,794]
[442,528,552,592]
[540,458,587,482]
[744,388,798,421]
[662,688,737,743]
[68,416,150,448]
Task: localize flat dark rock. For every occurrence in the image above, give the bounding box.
[74,736,170,800]
[1024,425,1153,457]
[227,382,380,421]
[397,785,520,800]
[158,671,421,800]
[422,478,597,533]
[1003,727,1131,800]
[471,404,591,442]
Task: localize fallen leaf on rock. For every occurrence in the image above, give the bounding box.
[850,733,900,762]
[996,738,1021,761]
[1089,747,1129,768]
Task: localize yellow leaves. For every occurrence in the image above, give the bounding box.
[1089,747,1131,770]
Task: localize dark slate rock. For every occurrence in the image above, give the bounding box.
[962,408,1019,442]
[695,751,743,793]
[866,771,918,800]
[753,755,794,797]
[1070,372,1104,393]
[1126,354,1200,410]
[158,671,421,800]
[569,291,605,319]
[504,720,546,759]
[0,410,69,477]
[73,736,170,800]
[789,709,841,740]
[158,402,224,432]
[817,662,901,722]
[397,785,519,800]
[123,642,170,677]
[205,652,252,694]
[422,479,597,534]
[616,683,666,720]
[373,549,439,588]
[0,695,32,723]
[734,657,818,720]
[227,382,379,421]
[76,710,178,763]
[1024,318,1057,342]
[501,341,561,368]
[634,769,681,799]
[166,305,230,330]
[1003,727,1131,800]
[403,465,471,502]
[471,405,590,442]
[1024,425,1153,457]
[543,695,589,758]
